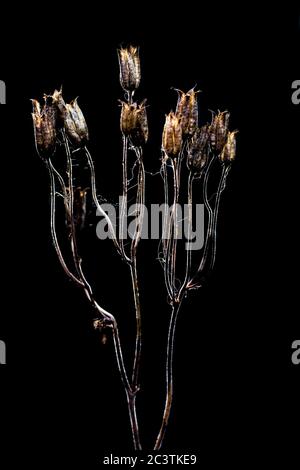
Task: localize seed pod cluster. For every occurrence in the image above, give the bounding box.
[120,100,148,146]
[187,125,211,173]
[162,112,183,158]
[32,88,89,155]
[118,46,141,93]
[31,96,57,159]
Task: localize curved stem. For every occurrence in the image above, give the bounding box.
[130,149,145,390]
[170,159,179,298]
[178,172,194,299]
[161,158,173,300]
[63,131,82,279]
[154,299,183,450]
[47,160,83,286]
[208,164,231,273]
[187,155,216,288]
[46,140,140,449]
[120,135,130,263]
[84,147,126,259]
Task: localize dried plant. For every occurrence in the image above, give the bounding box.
[32,45,237,451]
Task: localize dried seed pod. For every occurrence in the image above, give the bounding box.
[64,98,89,147]
[187,125,211,173]
[220,131,238,163]
[162,112,183,158]
[136,99,149,144]
[120,100,148,146]
[175,87,200,135]
[120,101,138,136]
[210,111,230,153]
[118,46,141,92]
[31,96,57,159]
[51,87,67,125]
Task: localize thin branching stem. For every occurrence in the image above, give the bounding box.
[84,146,125,259]
[187,154,216,289]
[161,157,173,300]
[47,160,83,286]
[120,135,131,263]
[130,147,145,391]
[178,172,194,299]
[208,164,231,273]
[154,298,183,450]
[63,133,141,449]
[170,158,180,299]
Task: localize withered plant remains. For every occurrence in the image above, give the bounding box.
[32,45,237,450]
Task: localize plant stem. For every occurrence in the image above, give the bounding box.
[178,172,194,299]
[47,160,83,286]
[84,147,125,259]
[130,150,144,390]
[161,158,173,300]
[126,391,142,450]
[47,132,142,450]
[208,164,231,273]
[187,154,215,289]
[170,159,179,299]
[120,135,130,262]
[154,299,183,450]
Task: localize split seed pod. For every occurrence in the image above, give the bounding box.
[210,111,230,153]
[118,46,141,92]
[175,87,200,135]
[64,98,89,148]
[187,125,211,173]
[162,112,183,158]
[220,131,238,163]
[120,100,148,146]
[31,96,57,159]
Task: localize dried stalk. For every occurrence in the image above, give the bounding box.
[154,298,183,450]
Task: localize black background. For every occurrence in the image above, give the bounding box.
[0,5,299,468]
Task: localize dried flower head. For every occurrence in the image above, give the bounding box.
[120,100,148,146]
[187,125,211,173]
[51,87,67,124]
[175,87,200,135]
[162,112,183,158]
[220,130,238,163]
[31,96,57,159]
[118,46,141,93]
[210,111,230,153]
[64,98,89,147]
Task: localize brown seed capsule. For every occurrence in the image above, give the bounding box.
[64,98,89,147]
[210,111,230,153]
[31,96,57,159]
[118,46,141,92]
[220,131,238,163]
[136,99,149,144]
[51,87,67,125]
[187,125,211,173]
[175,87,200,135]
[162,112,183,158]
[120,100,148,146]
